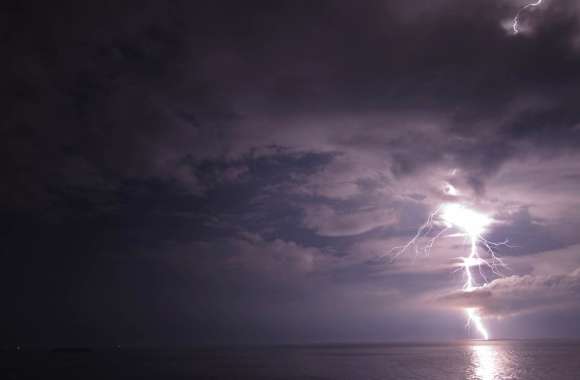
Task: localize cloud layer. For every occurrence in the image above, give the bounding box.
[438,268,580,318]
[3,0,580,344]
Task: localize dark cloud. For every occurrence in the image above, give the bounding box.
[488,207,579,256]
[303,205,397,237]
[3,0,580,344]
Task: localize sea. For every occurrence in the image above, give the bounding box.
[2,340,579,379]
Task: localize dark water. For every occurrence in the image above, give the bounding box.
[2,340,580,379]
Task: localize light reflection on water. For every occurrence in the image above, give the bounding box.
[468,343,517,380]
[5,340,580,379]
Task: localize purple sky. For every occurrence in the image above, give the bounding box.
[3,0,580,346]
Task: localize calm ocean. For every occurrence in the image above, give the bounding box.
[2,340,579,379]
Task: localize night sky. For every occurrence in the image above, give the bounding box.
[3,0,580,347]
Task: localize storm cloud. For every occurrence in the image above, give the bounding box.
[3,0,580,345]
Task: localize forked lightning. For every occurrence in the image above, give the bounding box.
[391,184,507,339]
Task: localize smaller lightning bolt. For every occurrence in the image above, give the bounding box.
[513,0,544,34]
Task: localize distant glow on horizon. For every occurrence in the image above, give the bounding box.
[391,181,507,340]
[513,0,544,34]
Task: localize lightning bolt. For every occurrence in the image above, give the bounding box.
[390,183,508,340]
[512,0,544,34]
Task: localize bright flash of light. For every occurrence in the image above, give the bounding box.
[391,198,508,340]
[466,308,489,341]
[440,203,491,237]
[513,0,544,34]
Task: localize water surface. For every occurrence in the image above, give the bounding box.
[2,340,579,379]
